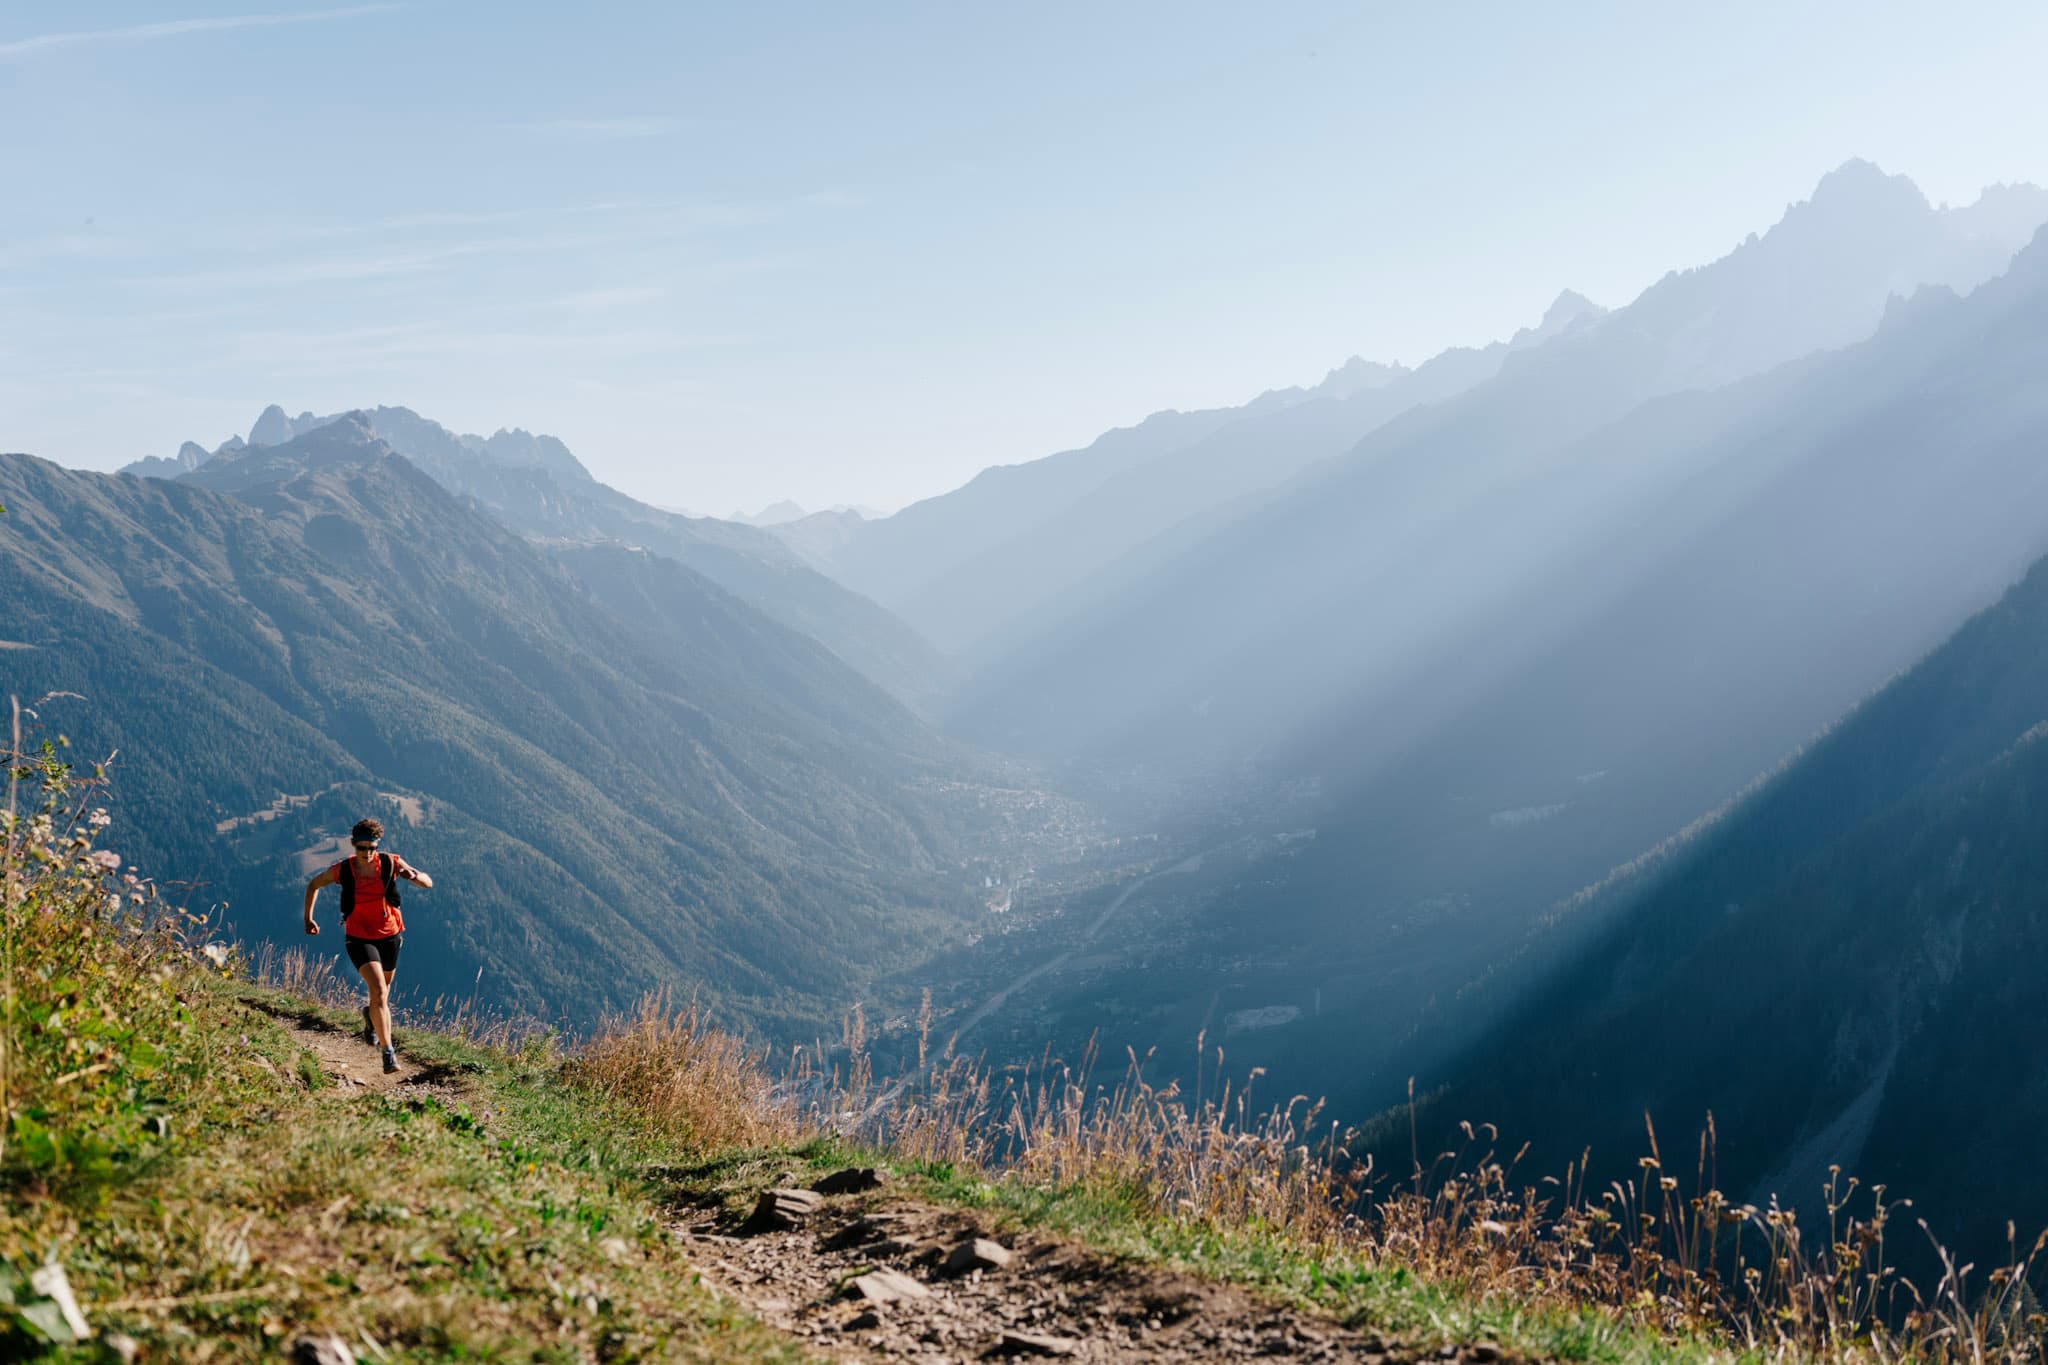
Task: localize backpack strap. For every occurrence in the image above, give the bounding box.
[336,853,401,923]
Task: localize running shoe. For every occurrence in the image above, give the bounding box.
[361,1005,376,1046]
[382,1046,399,1075]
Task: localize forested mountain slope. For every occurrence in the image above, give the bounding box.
[1,418,1001,1033]
[129,404,947,704]
[1411,547,2048,1267]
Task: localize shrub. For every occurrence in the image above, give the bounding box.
[2,701,211,1200]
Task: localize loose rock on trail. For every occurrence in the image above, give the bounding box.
[677,1169,1528,1363]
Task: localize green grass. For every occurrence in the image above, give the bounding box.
[4,979,814,1363]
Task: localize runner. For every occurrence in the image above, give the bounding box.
[301,817,432,1074]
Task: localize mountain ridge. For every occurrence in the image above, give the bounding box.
[945,162,2048,765]
[6,426,1016,1033]
[125,404,948,703]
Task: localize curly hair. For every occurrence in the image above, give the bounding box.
[351,817,385,845]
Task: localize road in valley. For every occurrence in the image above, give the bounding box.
[944,850,1207,1055]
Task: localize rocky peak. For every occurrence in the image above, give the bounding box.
[248,404,294,448]
[1315,356,1408,401]
[1510,289,1606,349]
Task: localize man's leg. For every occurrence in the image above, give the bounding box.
[357,960,391,1050]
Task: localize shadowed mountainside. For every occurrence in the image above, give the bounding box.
[1407,544,2048,1268]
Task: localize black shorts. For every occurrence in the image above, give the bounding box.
[345,934,402,974]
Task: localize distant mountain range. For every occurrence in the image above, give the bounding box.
[7,418,1022,1033]
[123,406,947,704]
[729,500,884,528]
[792,291,1607,655]
[944,161,2048,766]
[897,163,2048,1186]
[1213,210,2048,1115]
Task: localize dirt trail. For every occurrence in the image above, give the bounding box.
[248,1003,1522,1362]
[246,998,464,1099]
[677,1178,1525,1364]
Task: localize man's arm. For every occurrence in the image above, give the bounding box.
[393,854,433,890]
[302,866,338,935]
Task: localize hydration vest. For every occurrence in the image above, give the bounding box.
[338,852,402,917]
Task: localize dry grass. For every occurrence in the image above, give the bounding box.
[564,990,798,1151]
[567,993,2048,1363]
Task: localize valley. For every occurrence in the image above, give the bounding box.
[15,164,2048,1259]
[20,13,2048,1359]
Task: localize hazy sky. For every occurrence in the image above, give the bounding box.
[4,2,2046,515]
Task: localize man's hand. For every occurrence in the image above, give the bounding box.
[304,917,320,937]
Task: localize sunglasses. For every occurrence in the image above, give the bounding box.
[352,842,379,851]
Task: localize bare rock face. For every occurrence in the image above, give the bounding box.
[740,1187,825,1235]
[942,1237,1015,1277]
[811,1166,887,1195]
[248,404,295,448]
[843,1268,931,1304]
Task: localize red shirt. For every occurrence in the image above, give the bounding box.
[332,855,406,940]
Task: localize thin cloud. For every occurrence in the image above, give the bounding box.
[0,5,395,61]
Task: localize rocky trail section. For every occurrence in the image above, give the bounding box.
[678,1170,1529,1364]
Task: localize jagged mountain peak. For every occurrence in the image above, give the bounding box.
[1508,289,1607,349]
[1947,180,2048,243]
[1539,288,1604,332]
[183,410,398,496]
[247,404,294,448]
[303,409,382,447]
[1314,356,1409,401]
[732,499,809,527]
[1804,156,1927,211]
[119,438,232,481]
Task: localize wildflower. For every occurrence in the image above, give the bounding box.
[89,849,122,870]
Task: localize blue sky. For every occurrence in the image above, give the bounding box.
[4,2,2045,514]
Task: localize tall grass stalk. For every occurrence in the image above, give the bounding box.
[3,696,19,1170]
[568,992,2046,1361]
